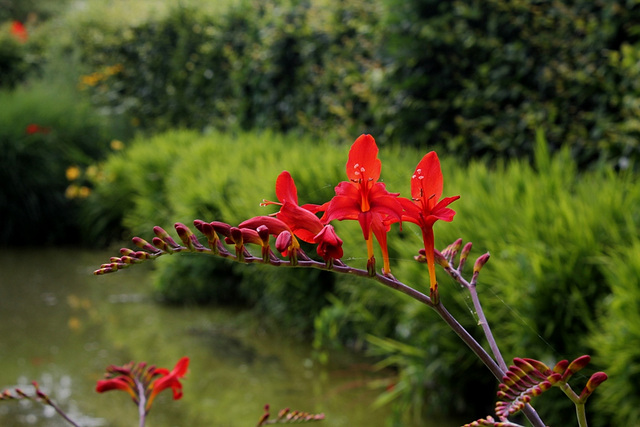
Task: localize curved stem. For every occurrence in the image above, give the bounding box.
[100,241,546,426]
[468,284,508,372]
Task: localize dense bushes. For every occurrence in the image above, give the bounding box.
[0,81,122,245]
[72,0,640,167]
[89,129,640,423]
[73,1,384,141]
[381,0,640,167]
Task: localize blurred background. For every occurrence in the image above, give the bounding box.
[1,0,639,425]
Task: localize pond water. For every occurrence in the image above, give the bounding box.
[0,248,467,426]
[0,248,416,426]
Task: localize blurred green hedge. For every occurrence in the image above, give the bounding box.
[0,81,122,245]
[70,0,640,168]
[88,129,640,424]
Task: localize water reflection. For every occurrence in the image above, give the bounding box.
[0,248,406,426]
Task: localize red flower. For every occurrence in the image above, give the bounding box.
[146,356,189,411]
[10,21,28,43]
[25,124,51,135]
[399,152,459,292]
[245,171,343,262]
[323,134,402,274]
[96,357,189,414]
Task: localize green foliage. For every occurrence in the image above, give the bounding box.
[70,1,387,141]
[0,0,69,22]
[380,134,639,423]
[62,0,640,167]
[380,0,640,167]
[0,25,30,88]
[589,239,640,426]
[0,80,119,245]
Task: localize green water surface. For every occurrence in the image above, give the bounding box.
[0,248,411,426]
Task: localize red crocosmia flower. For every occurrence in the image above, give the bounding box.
[323,134,402,274]
[95,376,137,399]
[255,171,344,262]
[10,21,28,43]
[262,170,324,214]
[399,152,459,292]
[279,203,343,261]
[240,215,300,258]
[96,357,189,415]
[25,124,51,135]
[145,356,189,411]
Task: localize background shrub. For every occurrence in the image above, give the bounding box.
[70,0,640,168]
[0,80,122,245]
[380,0,640,167]
[73,1,384,141]
[590,238,640,426]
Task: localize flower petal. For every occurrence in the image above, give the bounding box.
[346,134,381,182]
[275,171,298,205]
[411,152,444,202]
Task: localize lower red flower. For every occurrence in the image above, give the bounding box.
[96,357,189,414]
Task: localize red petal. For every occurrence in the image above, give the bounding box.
[275,171,298,205]
[429,195,460,222]
[411,152,443,202]
[95,377,135,398]
[323,194,360,222]
[239,216,290,236]
[277,203,323,243]
[314,225,344,260]
[368,183,403,221]
[346,134,381,182]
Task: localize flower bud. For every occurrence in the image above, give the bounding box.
[579,372,608,402]
[434,250,450,268]
[562,355,591,381]
[458,241,473,270]
[473,252,491,275]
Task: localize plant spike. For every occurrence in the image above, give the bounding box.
[257,404,325,426]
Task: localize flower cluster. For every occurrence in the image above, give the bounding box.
[95,134,459,295]
[95,356,189,414]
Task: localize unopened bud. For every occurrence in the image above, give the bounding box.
[434,250,450,268]
[473,252,491,275]
[132,237,157,253]
[562,355,591,381]
[579,372,608,402]
[153,226,181,249]
[458,242,473,270]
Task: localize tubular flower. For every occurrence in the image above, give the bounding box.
[96,357,189,414]
[323,134,402,274]
[239,215,300,258]
[250,171,343,262]
[399,152,459,292]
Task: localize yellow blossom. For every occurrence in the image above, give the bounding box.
[66,166,81,181]
[110,139,125,151]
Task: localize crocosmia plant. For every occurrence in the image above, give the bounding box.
[95,356,189,420]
